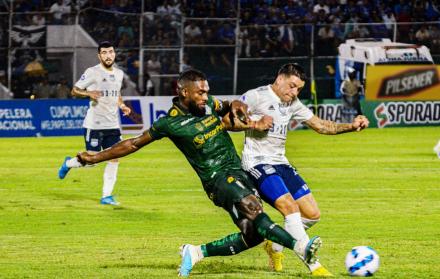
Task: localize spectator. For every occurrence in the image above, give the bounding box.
[147,54,161,96]
[313,0,330,15]
[32,76,53,99]
[0,71,13,100]
[340,67,363,122]
[53,76,70,99]
[184,22,202,44]
[49,0,71,25]
[32,13,46,26]
[415,25,431,47]
[317,25,336,55]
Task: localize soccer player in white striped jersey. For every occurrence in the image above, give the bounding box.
[239,63,369,276]
[58,41,131,206]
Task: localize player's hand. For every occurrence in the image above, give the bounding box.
[76,151,95,165]
[88,91,102,101]
[230,100,250,126]
[254,115,273,131]
[352,115,369,131]
[120,104,131,116]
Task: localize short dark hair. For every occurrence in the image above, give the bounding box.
[177,69,207,90]
[98,41,114,53]
[277,63,307,81]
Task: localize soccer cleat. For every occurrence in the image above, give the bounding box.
[311,266,334,277]
[178,244,202,277]
[58,156,71,179]
[434,140,440,159]
[296,236,322,265]
[100,195,120,206]
[263,240,284,272]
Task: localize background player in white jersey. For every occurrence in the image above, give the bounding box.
[240,63,369,276]
[58,41,131,206]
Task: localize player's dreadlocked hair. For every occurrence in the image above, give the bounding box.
[177,69,207,94]
[277,63,307,81]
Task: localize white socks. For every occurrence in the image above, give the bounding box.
[102,161,119,197]
[273,212,309,253]
[302,217,320,230]
[66,157,83,168]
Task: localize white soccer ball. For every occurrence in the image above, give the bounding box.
[345,246,380,277]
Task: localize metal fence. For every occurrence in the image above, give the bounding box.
[1,7,440,99]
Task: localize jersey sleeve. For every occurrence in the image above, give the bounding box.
[149,116,169,140]
[239,89,258,113]
[292,99,314,123]
[75,68,95,90]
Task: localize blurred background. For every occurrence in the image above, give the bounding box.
[1,0,440,100]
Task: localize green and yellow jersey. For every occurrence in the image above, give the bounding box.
[149,96,242,183]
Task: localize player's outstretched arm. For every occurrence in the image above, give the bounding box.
[77,130,154,165]
[305,115,369,135]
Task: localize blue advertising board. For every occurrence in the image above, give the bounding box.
[0,99,89,137]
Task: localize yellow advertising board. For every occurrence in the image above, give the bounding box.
[365,65,440,100]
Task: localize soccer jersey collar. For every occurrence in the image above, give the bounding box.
[99,63,115,73]
[268,84,282,102]
[172,97,189,115]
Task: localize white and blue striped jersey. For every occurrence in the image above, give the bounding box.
[75,64,124,130]
[240,85,314,170]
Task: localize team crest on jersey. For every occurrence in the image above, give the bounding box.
[227,176,235,183]
[170,109,178,117]
[109,74,115,81]
[102,78,107,82]
[268,105,275,111]
[278,104,289,116]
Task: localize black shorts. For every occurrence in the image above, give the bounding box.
[83,128,122,151]
[203,169,260,224]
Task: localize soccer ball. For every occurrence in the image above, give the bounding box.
[345,246,380,277]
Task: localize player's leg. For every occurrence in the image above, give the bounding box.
[249,164,312,271]
[286,167,333,276]
[58,128,99,179]
[100,129,122,205]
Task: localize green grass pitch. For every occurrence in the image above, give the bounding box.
[0,127,439,278]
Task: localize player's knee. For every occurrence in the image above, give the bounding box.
[237,218,264,248]
[237,195,263,221]
[307,208,321,220]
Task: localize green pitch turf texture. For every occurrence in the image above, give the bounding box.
[0,127,439,278]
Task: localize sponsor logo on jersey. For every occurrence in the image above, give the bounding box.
[181,117,195,126]
[109,74,115,82]
[268,105,275,110]
[201,115,218,127]
[192,123,225,148]
[102,78,107,82]
[80,74,86,80]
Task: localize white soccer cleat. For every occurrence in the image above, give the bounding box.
[294,236,322,265]
[178,244,202,277]
[434,140,440,159]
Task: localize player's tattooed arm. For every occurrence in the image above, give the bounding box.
[305,115,369,135]
[71,86,101,100]
[77,131,154,165]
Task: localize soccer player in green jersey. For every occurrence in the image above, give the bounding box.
[75,69,322,277]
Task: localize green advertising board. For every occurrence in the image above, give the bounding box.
[289,99,440,129]
[361,100,440,128]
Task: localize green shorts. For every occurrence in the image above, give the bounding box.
[203,169,259,223]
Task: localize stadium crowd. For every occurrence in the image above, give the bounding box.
[1,0,440,98]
